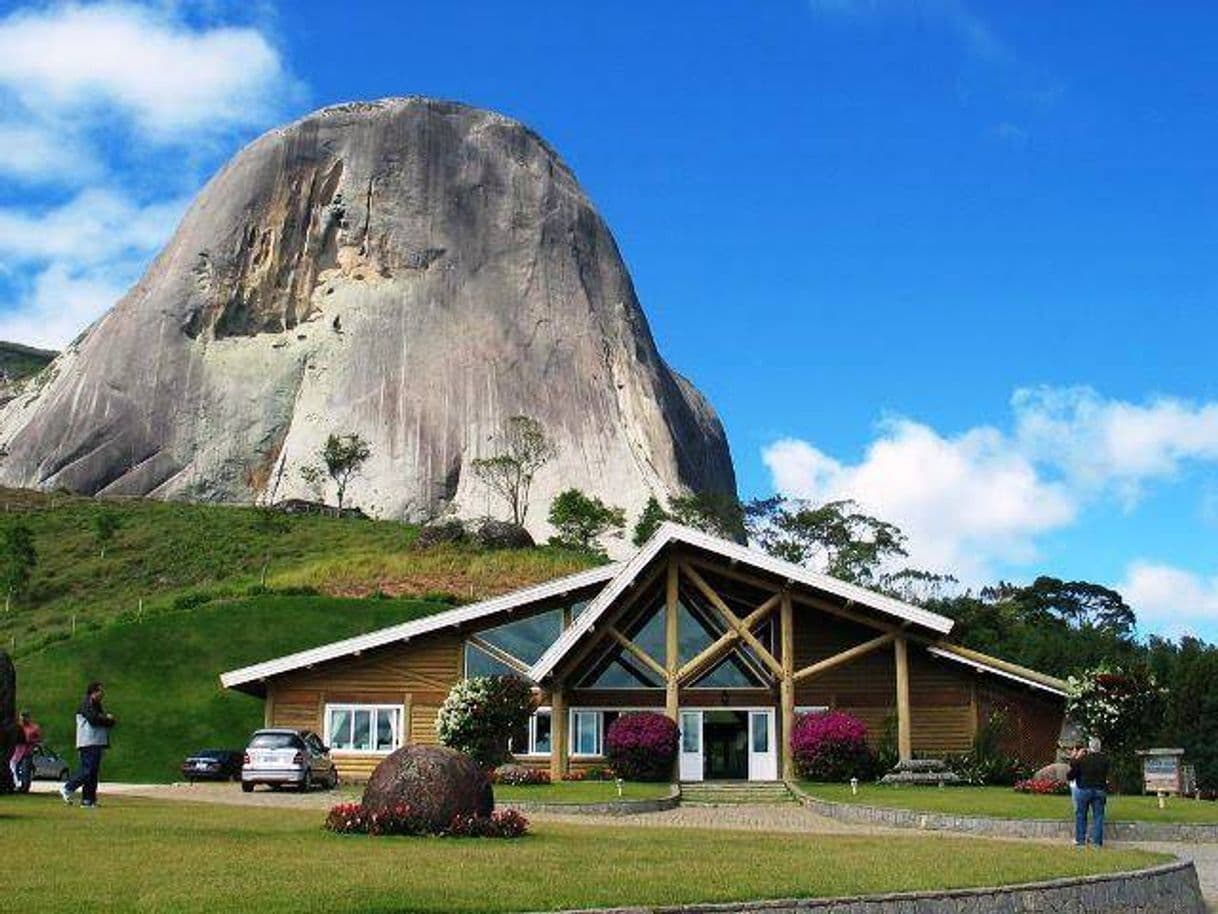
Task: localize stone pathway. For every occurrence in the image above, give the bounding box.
[1134,841,1217,909]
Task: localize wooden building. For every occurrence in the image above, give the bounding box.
[221,523,1066,782]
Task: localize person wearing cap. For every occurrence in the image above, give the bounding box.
[9,710,41,792]
[60,681,116,808]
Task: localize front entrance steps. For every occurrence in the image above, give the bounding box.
[679,780,794,805]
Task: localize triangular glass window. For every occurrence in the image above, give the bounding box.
[476,609,562,666]
[689,651,765,688]
[464,642,526,679]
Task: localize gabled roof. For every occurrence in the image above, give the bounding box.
[528,522,955,682]
[219,563,621,693]
[925,643,1068,696]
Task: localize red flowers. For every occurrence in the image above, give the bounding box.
[1013,778,1070,795]
[323,803,529,838]
[604,712,679,781]
[790,710,876,781]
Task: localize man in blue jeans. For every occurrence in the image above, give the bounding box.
[60,681,116,808]
[1074,736,1110,847]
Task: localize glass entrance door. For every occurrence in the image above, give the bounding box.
[748,709,778,780]
[678,711,703,781]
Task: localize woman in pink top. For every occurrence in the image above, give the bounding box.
[10,710,41,793]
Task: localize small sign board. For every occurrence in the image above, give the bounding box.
[1137,748,1187,795]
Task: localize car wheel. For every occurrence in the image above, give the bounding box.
[241,781,254,793]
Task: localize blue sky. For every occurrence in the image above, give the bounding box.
[0,1,1215,639]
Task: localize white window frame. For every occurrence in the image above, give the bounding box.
[567,707,652,758]
[323,703,403,755]
[513,707,553,758]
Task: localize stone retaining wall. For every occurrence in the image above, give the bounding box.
[537,861,1206,914]
[789,783,1218,843]
[498,785,681,816]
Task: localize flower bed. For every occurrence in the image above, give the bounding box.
[324,802,529,838]
[1014,778,1071,796]
[493,766,551,786]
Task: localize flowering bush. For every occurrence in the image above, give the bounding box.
[562,765,617,782]
[1014,778,1070,796]
[1065,664,1165,756]
[492,766,550,786]
[790,710,875,782]
[447,809,530,838]
[605,712,679,781]
[436,675,536,768]
[324,803,529,838]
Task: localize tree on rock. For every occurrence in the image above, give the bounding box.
[300,433,371,516]
[548,488,625,556]
[0,522,36,613]
[632,496,670,546]
[436,676,536,769]
[471,416,556,525]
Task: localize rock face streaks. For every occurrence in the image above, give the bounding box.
[0,98,736,541]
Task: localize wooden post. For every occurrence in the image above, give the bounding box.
[549,685,568,781]
[665,558,679,722]
[264,687,276,728]
[779,590,795,781]
[894,635,912,762]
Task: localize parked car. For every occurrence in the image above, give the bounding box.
[241,729,339,792]
[181,748,243,782]
[29,745,70,781]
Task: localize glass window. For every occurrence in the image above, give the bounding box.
[324,705,401,755]
[580,655,662,688]
[692,653,763,688]
[532,711,552,754]
[677,599,719,664]
[680,712,701,753]
[751,713,770,753]
[476,610,562,666]
[464,642,524,678]
[249,732,304,750]
[572,711,601,755]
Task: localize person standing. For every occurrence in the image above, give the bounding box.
[10,710,41,793]
[1066,744,1084,819]
[1074,736,1110,847]
[60,681,116,808]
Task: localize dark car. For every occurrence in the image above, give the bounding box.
[29,745,70,781]
[181,748,244,782]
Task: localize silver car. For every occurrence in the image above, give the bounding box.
[241,729,339,792]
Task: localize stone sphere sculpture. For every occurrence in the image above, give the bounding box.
[362,744,492,831]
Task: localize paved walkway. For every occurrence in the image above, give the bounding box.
[32,781,1216,908]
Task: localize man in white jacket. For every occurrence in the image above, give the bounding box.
[60,681,116,808]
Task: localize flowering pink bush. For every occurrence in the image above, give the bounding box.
[790,710,875,782]
[1013,778,1070,795]
[605,712,679,781]
[323,803,529,838]
[492,765,551,786]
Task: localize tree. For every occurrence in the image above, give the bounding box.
[253,506,290,588]
[300,433,371,516]
[0,522,36,613]
[632,496,669,546]
[92,508,121,559]
[435,675,536,769]
[668,492,746,541]
[1066,662,1165,790]
[996,576,1136,639]
[547,488,625,555]
[471,416,556,525]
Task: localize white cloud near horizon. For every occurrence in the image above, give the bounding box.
[763,388,1218,590]
[0,1,298,348]
[1118,561,1218,640]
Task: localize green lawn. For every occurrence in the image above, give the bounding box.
[494,781,671,803]
[6,796,1165,914]
[15,594,450,782]
[800,782,1218,824]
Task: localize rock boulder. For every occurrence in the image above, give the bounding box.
[362,744,492,831]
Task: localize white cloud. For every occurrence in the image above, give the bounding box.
[0,262,127,349]
[763,419,1075,581]
[0,123,93,183]
[764,388,1218,585]
[1014,386,1218,506]
[1118,562,1218,640]
[0,2,291,139]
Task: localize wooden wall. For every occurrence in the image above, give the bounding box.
[266,632,461,781]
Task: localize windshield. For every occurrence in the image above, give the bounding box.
[192,749,228,759]
[249,733,303,750]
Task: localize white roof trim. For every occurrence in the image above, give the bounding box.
[926,646,1067,696]
[219,563,621,690]
[528,522,954,682]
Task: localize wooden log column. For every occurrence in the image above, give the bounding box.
[894,635,912,762]
[665,558,680,721]
[779,590,795,781]
[550,685,568,781]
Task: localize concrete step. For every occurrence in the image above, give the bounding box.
[679,781,795,805]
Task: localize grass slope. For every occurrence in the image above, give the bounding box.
[7,798,1165,914]
[0,340,56,382]
[802,782,1218,824]
[0,487,595,656]
[15,594,451,782]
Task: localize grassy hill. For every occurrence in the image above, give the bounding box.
[0,341,56,383]
[0,488,599,781]
[0,487,594,658]
[15,594,455,781]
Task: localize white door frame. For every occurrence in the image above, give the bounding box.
[747,708,778,781]
[678,706,778,781]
